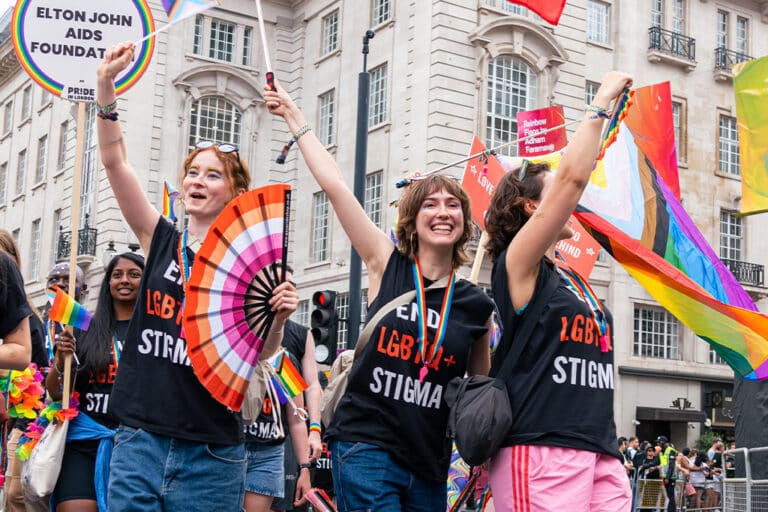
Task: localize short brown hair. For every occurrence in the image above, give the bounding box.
[179,145,251,197]
[394,175,474,269]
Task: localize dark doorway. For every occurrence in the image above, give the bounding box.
[637,420,668,445]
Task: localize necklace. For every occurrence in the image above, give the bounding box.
[412,259,456,382]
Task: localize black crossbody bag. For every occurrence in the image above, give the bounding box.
[445,268,559,466]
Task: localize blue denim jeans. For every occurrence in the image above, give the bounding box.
[108,425,246,512]
[330,440,445,512]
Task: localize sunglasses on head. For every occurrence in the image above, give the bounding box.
[395,174,461,189]
[195,140,243,171]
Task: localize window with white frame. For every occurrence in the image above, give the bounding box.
[295,299,310,327]
[242,26,252,66]
[718,115,739,176]
[21,86,32,120]
[35,135,47,184]
[193,15,203,54]
[587,0,610,44]
[672,100,685,161]
[633,304,679,359]
[364,171,383,229]
[334,289,368,349]
[709,347,726,365]
[209,19,235,62]
[585,81,600,106]
[372,0,391,26]
[80,104,97,224]
[40,89,52,106]
[651,0,663,27]
[29,218,41,280]
[311,191,329,263]
[322,10,339,55]
[3,101,12,133]
[0,162,6,206]
[671,0,685,34]
[52,209,61,262]
[188,97,242,148]
[317,89,335,146]
[486,56,537,156]
[717,10,728,49]
[15,149,26,196]
[719,209,741,261]
[369,63,388,127]
[736,16,748,55]
[58,121,68,170]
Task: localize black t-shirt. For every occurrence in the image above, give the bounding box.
[109,218,242,444]
[326,250,494,482]
[29,315,49,370]
[491,251,620,460]
[282,319,308,375]
[243,352,300,446]
[0,253,31,339]
[74,320,129,429]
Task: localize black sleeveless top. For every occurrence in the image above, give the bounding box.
[109,218,242,444]
[326,250,494,482]
[491,250,620,459]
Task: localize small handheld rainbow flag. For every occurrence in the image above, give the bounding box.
[270,351,307,403]
[161,0,219,23]
[162,180,180,222]
[596,88,634,161]
[46,287,92,331]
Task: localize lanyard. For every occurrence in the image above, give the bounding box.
[177,229,192,336]
[412,260,456,382]
[112,333,122,369]
[46,320,56,364]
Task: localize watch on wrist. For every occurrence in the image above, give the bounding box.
[298,462,312,470]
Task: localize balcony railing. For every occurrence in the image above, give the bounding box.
[714,46,752,71]
[648,26,696,62]
[722,258,764,287]
[56,221,98,261]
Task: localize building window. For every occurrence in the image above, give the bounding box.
[719,209,742,261]
[322,10,339,55]
[29,218,41,280]
[242,26,252,66]
[710,347,726,365]
[52,209,61,262]
[369,63,388,127]
[671,100,685,161]
[651,0,663,27]
[40,90,52,106]
[334,289,368,349]
[35,135,47,184]
[317,89,335,146]
[21,86,32,120]
[81,104,98,224]
[364,171,383,229]
[15,149,26,196]
[0,162,6,206]
[311,191,329,263]
[3,101,12,133]
[671,0,685,34]
[295,299,310,327]
[736,16,748,56]
[585,81,600,105]
[58,121,68,170]
[587,0,610,44]
[372,0,391,26]
[486,56,537,156]
[717,10,728,49]
[633,304,679,359]
[209,19,235,62]
[188,97,242,148]
[718,115,740,176]
[193,15,203,54]
[11,229,19,247]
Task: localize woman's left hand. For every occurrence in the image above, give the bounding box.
[270,281,299,323]
[294,467,311,506]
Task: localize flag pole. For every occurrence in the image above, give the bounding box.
[254,0,275,90]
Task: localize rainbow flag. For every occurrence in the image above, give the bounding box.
[162,180,180,221]
[161,0,218,23]
[271,351,307,402]
[733,55,768,215]
[533,83,768,380]
[46,287,92,331]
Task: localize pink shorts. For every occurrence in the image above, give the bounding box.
[489,445,632,512]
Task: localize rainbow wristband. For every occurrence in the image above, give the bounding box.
[309,422,322,434]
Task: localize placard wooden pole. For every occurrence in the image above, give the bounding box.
[468,231,489,284]
[62,102,86,409]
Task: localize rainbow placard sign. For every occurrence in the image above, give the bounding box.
[11,0,155,102]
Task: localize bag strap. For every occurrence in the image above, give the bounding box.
[353,275,450,360]
[495,264,560,379]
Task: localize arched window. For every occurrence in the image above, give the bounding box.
[188,96,242,149]
[486,56,537,156]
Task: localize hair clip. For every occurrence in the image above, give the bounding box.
[518,159,530,181]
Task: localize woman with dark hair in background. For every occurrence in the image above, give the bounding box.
[0,233,33,369]
[45,252,145,512]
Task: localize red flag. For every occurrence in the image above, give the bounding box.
[506,0,566,25]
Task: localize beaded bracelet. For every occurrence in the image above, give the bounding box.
[585,104,611,120]
[293,124,311,141]
[309,422,322,434]
[97,100,119,121]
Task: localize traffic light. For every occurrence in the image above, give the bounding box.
[312,290,338,365]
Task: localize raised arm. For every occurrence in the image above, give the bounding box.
[505,72,633,305]
[96,43,160,254]
[263,84,393,291]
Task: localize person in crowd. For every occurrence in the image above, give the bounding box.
[689,451,710,509]
[627,436,640,461]
[707,437,722,460]
[655,436,677,512]
[637,446,663,512]
[97,43,298,511]
[45,252,144,512]
[264,83,494,511]
[706,443,724,511]
[482,71,633,512]
[619,437,634,478]
[243,351,311,512]
[0,231,46,512]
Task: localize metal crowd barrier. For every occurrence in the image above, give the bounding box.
[722,446,768,512]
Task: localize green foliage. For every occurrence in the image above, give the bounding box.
[695,430,722,451]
